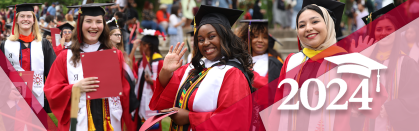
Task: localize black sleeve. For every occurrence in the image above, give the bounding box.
[268,57,283,83]
[0,41,5,55]
[385,57,419,130]
[125,70,140,116]
[42,38,56,79]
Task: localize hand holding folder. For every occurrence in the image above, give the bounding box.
[81,49,123,100]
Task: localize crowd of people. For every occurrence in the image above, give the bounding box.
[0,0,419,131]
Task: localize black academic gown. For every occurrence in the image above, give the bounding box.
[0,38,56,130]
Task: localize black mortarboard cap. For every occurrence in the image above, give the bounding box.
[302,0,345,37]
[186,31,194,36]
[7,3,42,13]
[107,17,119,31]
[42,28,51,37]
[68,3,115,43]
[269,34,283,49]
[5,23,12,29]
[67,3,115,16]
[193,5,243,34]
[57,23,74,31]
[362,3,396,25]
[8,3,42,35]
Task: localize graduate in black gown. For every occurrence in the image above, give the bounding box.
[0,3,56,113]
[237,19,283,89]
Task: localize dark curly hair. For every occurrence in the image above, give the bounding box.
[191,23,254,85]
[236,22,282,58]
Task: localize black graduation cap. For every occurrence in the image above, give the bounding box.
[107,17,119,31]
[186,30,194,36]
[5,23,12,29]
[362,3,396,25]
[302,0,345,37]
[269,34,283,49]
[8,3,42,35]
[42,28,51,37]
[193,5,243,34]
[67,3,115,43]
[67,3,115,16]
[57,23,74,31]
[239,19,268,53]
[7,3,42,13]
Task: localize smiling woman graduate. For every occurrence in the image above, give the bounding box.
[0,3,56,113]
[43,3,134,131]
[149,5,254,131]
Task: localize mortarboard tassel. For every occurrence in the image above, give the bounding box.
[376,69,381,92]
[11,4,17,35]
[77,8,82,43]
[194,17,196,35]
[248,22,251,53]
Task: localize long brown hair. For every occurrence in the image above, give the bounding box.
[70,15,112,67]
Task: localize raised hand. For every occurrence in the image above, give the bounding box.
[162,42,187,73]
[349,35,375,53]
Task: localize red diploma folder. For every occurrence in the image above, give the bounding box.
[16,71,33,97]
[81,49,123,100]
[139,111,178,131]
[50,28,61,47]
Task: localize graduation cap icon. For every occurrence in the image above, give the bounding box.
[324,53,387,92]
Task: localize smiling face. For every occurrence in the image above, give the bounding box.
[17,11,35,30]
[297,9,327,49]
[374,18,396,47]
[82,16,104,44]
[197,24,222,61]
[251,31,269,56]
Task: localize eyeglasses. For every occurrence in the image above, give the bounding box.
[112,34,122,37]
[63,31,72,34]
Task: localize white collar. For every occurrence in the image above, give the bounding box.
[252,53,268,62]
[81,41,101,52]
[64,41,72,48]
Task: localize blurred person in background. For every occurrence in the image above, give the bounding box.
[55,14,64,27]
[213,0,232,8]
[345,0,355,33]
[354,2,368,33]
[41,2,48,18]
[156,5,170,31]
[181,0,196,29]
[161,0,174,14]
[168,5,185,49]
[65,14,76,27]
[44,15,55,29]
[141,2,166,35]
[34,5,39,21]
[47,2,56,16]
[291,0,303,29]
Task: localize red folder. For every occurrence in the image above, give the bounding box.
[139,111,178,131]
[81,49,123,100]
[16,71,33,98]
[50,28,61,47]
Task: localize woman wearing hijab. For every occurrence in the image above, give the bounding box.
[267,0,387,130]
[0,3,56,114]
[44,3,133,131]
[149,5,253,131]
